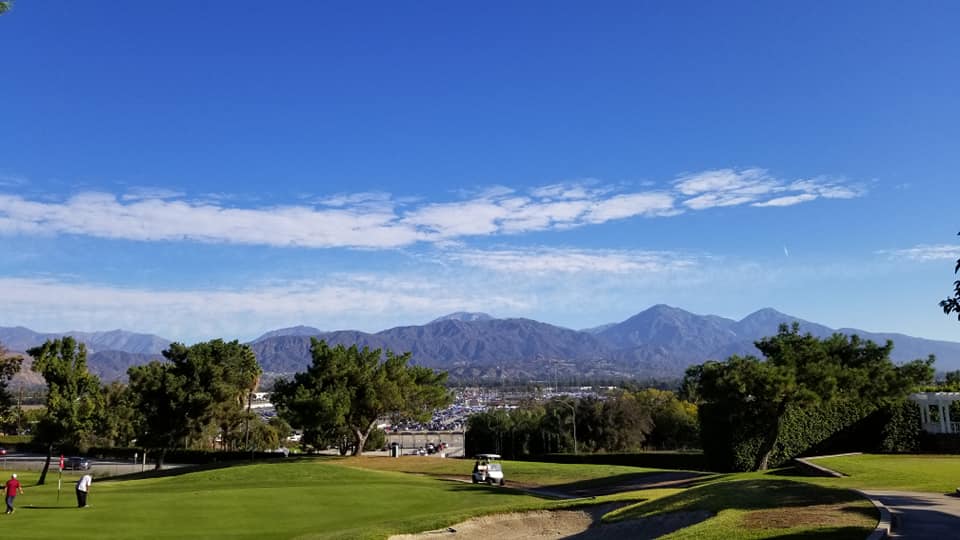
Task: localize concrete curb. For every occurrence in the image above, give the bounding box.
[793,456,849,477]
[854,489,891,540]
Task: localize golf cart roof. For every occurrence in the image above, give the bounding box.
[475,453,501,459]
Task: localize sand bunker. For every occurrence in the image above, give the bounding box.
[389,506,711,540]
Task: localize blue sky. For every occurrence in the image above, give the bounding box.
[1,1,959,345]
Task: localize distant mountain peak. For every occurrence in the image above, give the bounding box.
[741,307,788,320]
[429,312,494,324]
[252,325,325,342]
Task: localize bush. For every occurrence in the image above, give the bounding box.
[878,400,922,453]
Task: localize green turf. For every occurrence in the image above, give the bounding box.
[0,461,548,539]
[341,455,682,488]
[809,453,960,493]
[0,457,887,539]
[605,474,876,540]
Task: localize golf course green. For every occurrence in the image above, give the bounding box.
[0,459,547,540]
[0,456,890,539]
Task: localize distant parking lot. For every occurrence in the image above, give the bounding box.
[0,451,183,476]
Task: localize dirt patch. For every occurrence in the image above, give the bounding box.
[389,505,711,540]
[741,503,872,529]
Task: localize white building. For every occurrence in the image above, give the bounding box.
[909,392,960,434]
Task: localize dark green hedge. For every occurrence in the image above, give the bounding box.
[879,400,922,453]
[699,399,922,472]
[520,451,708,471]
[698,401,767,472]
[919,433,960,453]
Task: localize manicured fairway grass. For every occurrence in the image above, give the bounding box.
[0,460,549,540]
[0,457,886,539]
[341,455,683,488]
[347,456,878,539]
[811,453,960,493]
[605,474,877,540]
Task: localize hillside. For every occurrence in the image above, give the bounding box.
[6,306,960,383]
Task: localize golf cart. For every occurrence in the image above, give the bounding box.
[471,453,505,486]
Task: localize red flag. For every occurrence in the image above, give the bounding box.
[59,455,64,470]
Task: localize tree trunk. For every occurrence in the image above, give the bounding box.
[37,444,53,485]
[755,403,789,471]
[352,428,367,456]
[154,448,166,470]
[351,421,377,456]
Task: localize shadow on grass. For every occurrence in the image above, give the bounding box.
[607,478,869,523]
[838,503,879,521]
[543,470,717,497]
[760,526,877,540]
[763,466,805,477]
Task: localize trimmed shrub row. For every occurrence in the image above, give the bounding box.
[700,399,923,472]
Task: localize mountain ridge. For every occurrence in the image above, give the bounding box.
[4,307,960,383]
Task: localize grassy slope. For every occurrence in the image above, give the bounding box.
[810,453,960,493]
[0,456,889,540]
[0,460,546,540]
[347,457,877,540]
[340,455,679,487]
[605,473,876,540]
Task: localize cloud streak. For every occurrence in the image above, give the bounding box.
[878,244,960,262]
[675,168,863,210]
[0,168,862,249]
[447,247,701,275]
[0,276,530,342]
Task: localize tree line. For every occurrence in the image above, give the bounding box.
[465,388,699,458]
[0,336,451,485]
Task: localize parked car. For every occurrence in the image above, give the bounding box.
[64,457,91,471]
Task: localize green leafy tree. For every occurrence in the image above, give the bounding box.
[689,323,934,471]
[941,231,960,320]
[465,408,513,456]
[0,2,12,15]
[0,342,23,429]
[635,388,699,450]
[27,337,101,485]
[128,361,183,468]
[129,339,261,467]
[273,340,452,456]
[92,381,138,447]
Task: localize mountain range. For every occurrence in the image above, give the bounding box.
[3,305,960,385]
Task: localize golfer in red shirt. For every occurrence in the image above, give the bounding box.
[5,473,23,514]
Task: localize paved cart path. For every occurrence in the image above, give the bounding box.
[860,490,960,539]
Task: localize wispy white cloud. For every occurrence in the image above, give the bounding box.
[0,275,530,342]
[675,168,864,210]
[447,247,701,275]
[877,244,960,262]
[0,168,862,249]
[753,194,817,207]
[0,174,28,188]
[120,187,186,202]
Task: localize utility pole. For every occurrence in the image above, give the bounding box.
[559,399,577,455]
[16,386,22,435]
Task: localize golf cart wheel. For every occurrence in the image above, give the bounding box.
[472,478,478,484]
[487,478,495,485]
[499,479,505,486]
